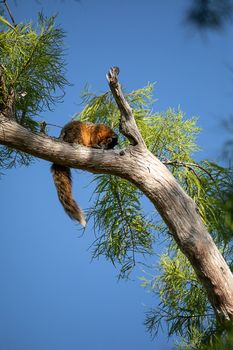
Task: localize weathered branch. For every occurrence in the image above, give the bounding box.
[107,67,145,147]
[1,113,233,322]
[0,68,233,323]
[0,115,125,174]
[107,67,233,322]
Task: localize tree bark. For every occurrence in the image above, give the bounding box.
[0,68,233,322]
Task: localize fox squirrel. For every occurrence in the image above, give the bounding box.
[51,120,118,226]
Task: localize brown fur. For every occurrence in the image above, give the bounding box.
[51,121,118,226]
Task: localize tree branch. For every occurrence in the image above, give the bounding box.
[163,159,215,181]
[0,115,127,174]
[107,67,146,147]
[0,68,233,322]
[2,0,17,27]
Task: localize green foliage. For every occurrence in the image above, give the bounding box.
[88,175,157,278]
[138,109,200,160]
[76,77,233,348]
[0,143,33,171]
[0,14,68,168]
[76,84,232,285]
[78,88,118,127]
[169,161,233,246]
[141,161,233,348]
[199,326,233,350]
[75,85,203,277]
[0,14,68,119]
[78,86,201,160]
[1,14,231,344]
[224,190,233,232]
[141,249,215,348]
[79,83,155,128]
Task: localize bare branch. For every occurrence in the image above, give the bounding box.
[2,0,17,27]
[0,114,143,183]
[107,67,145,147]
[0,67,233,322]
[163,159,215,181]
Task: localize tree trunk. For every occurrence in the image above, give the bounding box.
[0,67,233,322]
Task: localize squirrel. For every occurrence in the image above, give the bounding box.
[51,120,118,227]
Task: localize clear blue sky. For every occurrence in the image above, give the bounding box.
[1,1,233,349]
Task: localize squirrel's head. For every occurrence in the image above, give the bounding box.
[96,124,118,150]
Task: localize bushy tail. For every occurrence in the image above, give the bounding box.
[51,164,86,227]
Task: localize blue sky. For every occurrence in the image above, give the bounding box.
[1,1,233,349]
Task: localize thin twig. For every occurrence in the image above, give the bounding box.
[163,159,215,181]
[46,122,62,129]
[2,0,16,27]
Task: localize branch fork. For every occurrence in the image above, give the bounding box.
[0,67,233,321]
[107,66,146,147]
